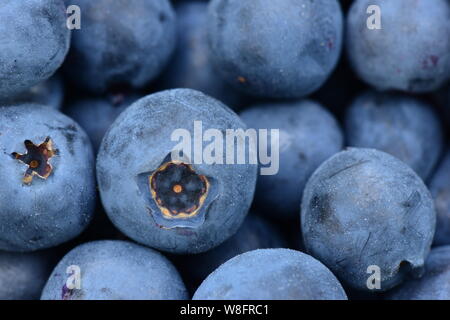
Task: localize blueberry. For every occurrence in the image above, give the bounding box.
[241,100,343,219]
[193,248,348,300]
[41,240,188,300]
[1,75,65,110]
[176,214,287,290]
[97,89,257,254]
[387,246,450,300]
[207,0,343,98]
[0,250,55,300]
[64,93,141,153]
[345,91,443,180]
[347,0,450,93]
[429,150,450,246]
[0,0,70,101]
[0,104,96,251]
[301,148,436,291]
[161,1,244,109]
[63,0,176,93]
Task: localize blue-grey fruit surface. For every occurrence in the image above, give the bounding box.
[193,248,348,300]
[301,148,436,291]
[97,89,258,254]
[0,104,96,252]
[41,240,188,300]
[0,0,70,101]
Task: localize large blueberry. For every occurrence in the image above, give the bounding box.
[347,0,450,93]
[64,93,141,153]
[193,249,348,300]
[0,0,70,101]
[241,100,343,219]
[161,1,244,109]
[387,246,450,300]
[345,91,443,180]
[63,0,176,93]
[207,0,343,98]
[0,104,96,252]
[301,148,436,291]
[41,240,188,300]
[429,151,450,246]
[0,250,55,300]
[175,214,287,290]
[97,89,258,254]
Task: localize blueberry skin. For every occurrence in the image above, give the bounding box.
[0,104,96,252]
[97,89,258,254]
[63,0,176,93]
[64,93,141,153]
[176,214,288,289]
[41,240,188,300]
[0,250,55,300]
[347,0,450,93]
[241,100,343,219]
[1,75,65,110]
[429,151,450,246]
[161,2,243,109]
[301,148,436,291]
[207,0,343,98]
[193,248,347,300]
[0,0,70,101]
[345,91,443,181]
[387,246,450,300]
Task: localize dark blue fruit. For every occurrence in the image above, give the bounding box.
[0,0,70,101]
[161,1,243,109]
[207,0,343,98]
[301,148,436,291]
[0,250,55,300]
[63,0,176,93]
[429,151,450,246]
[347,0,450,93]
[41,240,188,300]
[345,91,443,180]
[241,100,343,219]
[64,93,141,153]
[97,89,257,254]
[0,104,96,252]
[193,249,348,300]
[387,246,450,300]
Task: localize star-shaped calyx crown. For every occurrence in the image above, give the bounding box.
[11,137,57,185]
[137,153,219,229]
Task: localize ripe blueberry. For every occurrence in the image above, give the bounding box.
[193,249,348,300]
[41,240,188,300]
[97,89,257,254]
[0,104,96,252]
[63,0,176,93]
[241,100,343,219]
[347,0,450,92]
[0,0,70,101]
[301,148,436,291]
[207,0,343,98]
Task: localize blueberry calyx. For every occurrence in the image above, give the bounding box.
[11,137,57,185]
[150,161,208,218]
[137,154,219,229]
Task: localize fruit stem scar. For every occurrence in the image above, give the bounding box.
[173,184,183,193]
[11,137,58,185]
[149,160,209,219]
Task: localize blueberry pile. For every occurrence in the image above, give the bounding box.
[0,0,449,301]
